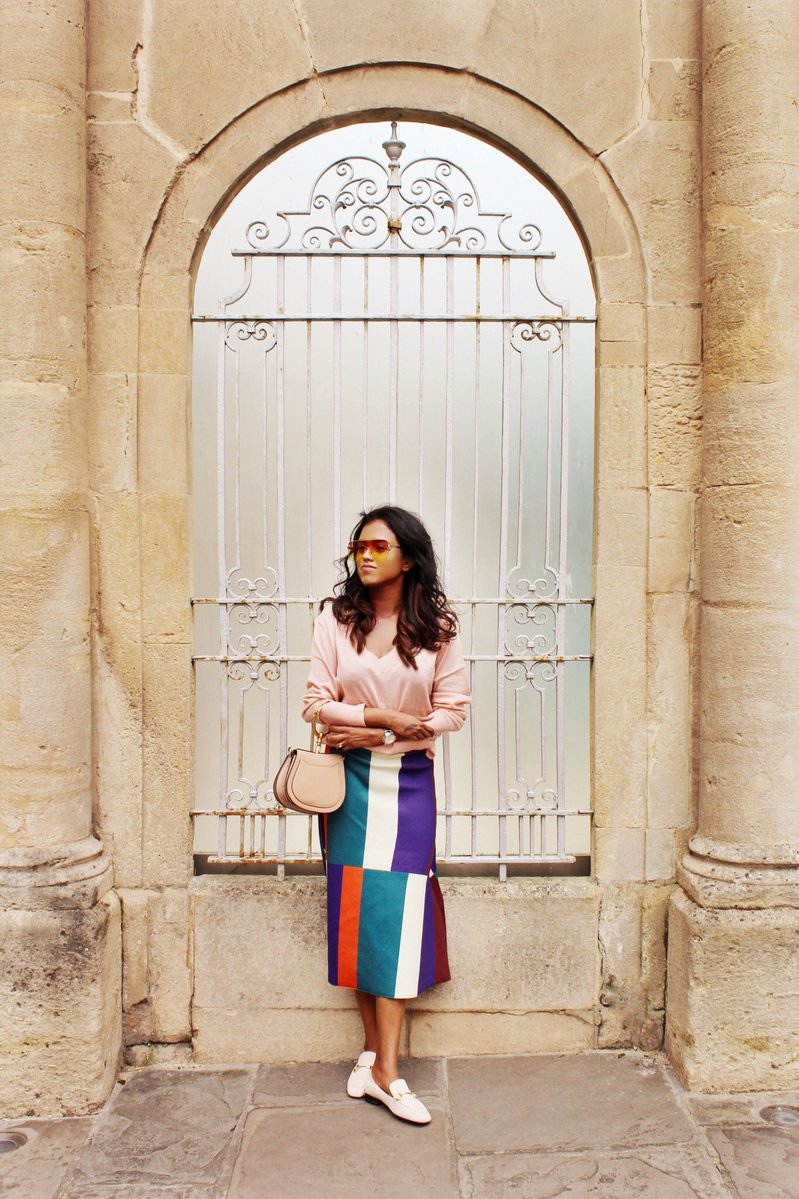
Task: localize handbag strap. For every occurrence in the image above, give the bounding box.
[311,703,327,753]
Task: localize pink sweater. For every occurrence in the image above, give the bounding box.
[302,604,471,755]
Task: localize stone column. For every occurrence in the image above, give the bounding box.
[0,0,121,1114]
[666,0,799,1091]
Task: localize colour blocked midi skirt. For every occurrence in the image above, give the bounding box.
[322,748,450,1000]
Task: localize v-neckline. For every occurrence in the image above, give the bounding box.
[364,644,396,663]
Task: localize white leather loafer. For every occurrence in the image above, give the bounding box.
[346,1050,376,1098]
[363,1075,431,1124]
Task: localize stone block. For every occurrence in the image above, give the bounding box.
[598,883,669,1050]
[0,223,86,368]
[594,828,645,883]
[87,306,139,375]
[648,59,701,123]
[0,380,86,499]
[426,881,599,1012]
[0,91,85,228]
[138,308,191,376]
[147,888,192,1042]
[602,125,701,306]
[408,1011,595,1058]
[648,488,696,593]
[119,888,149,1010]
[146,0,314,152]
[702,483,799,606]
[595,487,648,568]
[707,1125,799,1198]
[0,1116,95,1199]
[139,494,191,643]
[57,1067,253,1198]
[92,493,144,886]
[192,1006,369,1065]
[596,367,646,489]
[137,374,189,494]
[141,644,193,887]
[461,1143,737,1199]
[448,1051,695,1153]
[87,0,141,92]
[647,594,695,833]
[667,889,799,1092]
[648,304,702,367]
[704,382,799,488]
[0,893,122,1117]
[648,364,702,487]
[88,120,179,307]
[477,0,643,154]
[88,373,137,493]
[593,565,647,827]
[227,1102,452,1199]
[647,0,701,60]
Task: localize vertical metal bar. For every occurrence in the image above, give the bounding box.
[233,333,241,569]
[444,257,454,593]
[389,252,398,504]
[333,255,342,552]
[497,259,511,881]
[470,266,480,860]
[362,256,369,508]
[306,257,313,589]
[276,255,288,875]
[417,258,424,513]
[216,324,229,826]
[556,326,570,857]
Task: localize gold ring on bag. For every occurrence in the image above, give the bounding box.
[272,704,346,814]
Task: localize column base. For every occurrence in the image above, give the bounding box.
[666,886,799,1092]
[0,841,122,1115]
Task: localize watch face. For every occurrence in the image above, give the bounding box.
[383,729,396,744]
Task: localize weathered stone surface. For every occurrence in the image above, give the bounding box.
[461,1144,732,1199]
[448,1052,696,1153]
[409,1010,595,1058]
[145,0,314,152]
[666,890,799,1092]
[707,1125,799,1199]
[647,0,701,60]
[598,885,670,1050]
[228,1102,454,1199]
[649,59,702,123]
[0,894,121,1117]
[649,489,696,594]
[58,1067,254,1198]
[648,593,695,835]
[141,644,193,887]
[596,368,647,489]
[252,1057,444,1107]
[0,1117,95,1199]
[192,1005,372,1065]
[648,364,702,487]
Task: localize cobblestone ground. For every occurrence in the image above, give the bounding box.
[1,1052,797,1198]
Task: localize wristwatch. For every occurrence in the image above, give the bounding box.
[381,728,397,745]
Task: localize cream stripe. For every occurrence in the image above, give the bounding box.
[361,753,402,870]
[394,873,427,998]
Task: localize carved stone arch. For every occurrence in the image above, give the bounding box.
[138,63,649,889]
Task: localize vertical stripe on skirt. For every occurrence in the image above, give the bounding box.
[325,748,450,999]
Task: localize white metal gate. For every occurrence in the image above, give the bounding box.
[191,122,595,878]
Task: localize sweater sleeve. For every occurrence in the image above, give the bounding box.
[301,607,366,727]
[425,634,471,735]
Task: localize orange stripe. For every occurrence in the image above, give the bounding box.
[337,866,362,989]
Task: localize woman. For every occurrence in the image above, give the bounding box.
[302,505,470,1125]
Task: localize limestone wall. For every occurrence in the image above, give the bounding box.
[81,0,703,1068]
[0,0,720,1113]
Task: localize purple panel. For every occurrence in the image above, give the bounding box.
[391,751,436,874]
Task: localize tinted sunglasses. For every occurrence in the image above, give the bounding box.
[347,540,401,560]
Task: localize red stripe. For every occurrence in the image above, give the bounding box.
[337,866,362,988]
[430,877,451,984]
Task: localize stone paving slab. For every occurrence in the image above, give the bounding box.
[0,1118,94,1199]
[252,1056,444,1107]
[460,1144,735,1199]
[227,1102,455,1199]
[55,1068,254,1199]
[448,1052,696,1153]
[706,1125,799,1199]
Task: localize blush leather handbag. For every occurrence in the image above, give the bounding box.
[272,705,346,815]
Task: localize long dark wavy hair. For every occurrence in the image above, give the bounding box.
[328,505,458,669]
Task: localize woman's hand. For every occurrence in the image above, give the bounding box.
[324,727,385,751]
[383,710,435,740]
